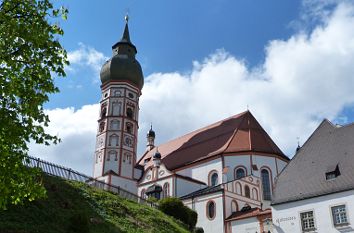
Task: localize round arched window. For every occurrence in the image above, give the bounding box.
[210,172,218,186]
[235,168,246,179]
[261,169,272,200]
[206,201,216,220]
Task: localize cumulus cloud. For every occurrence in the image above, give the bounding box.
[67,43,108,83]
[29,1,354,175]
[140,1,354,155]
[29,105,99,174]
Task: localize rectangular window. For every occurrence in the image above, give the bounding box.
[300,211,316,231]
[332,205,348,226]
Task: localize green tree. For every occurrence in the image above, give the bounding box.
[0,0,68,209]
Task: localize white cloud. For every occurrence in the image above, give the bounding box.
[66,43,108,83]
[29,1,354,175]
[29,105,99,174]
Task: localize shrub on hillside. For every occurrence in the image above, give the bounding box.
[67,212,89,233]
[158,197,198,230]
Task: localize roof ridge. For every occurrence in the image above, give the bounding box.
[163,110,249,144]
[222,112,249,154]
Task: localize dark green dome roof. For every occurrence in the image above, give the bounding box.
[100,20,144,90]
[100,55,144,89]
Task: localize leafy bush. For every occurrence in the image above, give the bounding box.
[158,197,198,230]
[67,212,89,233]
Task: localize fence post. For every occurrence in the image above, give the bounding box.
[67,169,71,180]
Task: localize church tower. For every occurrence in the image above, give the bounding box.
[93,16,143,194]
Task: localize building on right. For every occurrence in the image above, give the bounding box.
[271,119,354,233]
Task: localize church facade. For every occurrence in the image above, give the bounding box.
[93,19,290,233]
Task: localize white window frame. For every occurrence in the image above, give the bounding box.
[299,210,316,232]
[331,204,349,227]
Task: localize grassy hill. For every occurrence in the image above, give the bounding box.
[0,175,189,233]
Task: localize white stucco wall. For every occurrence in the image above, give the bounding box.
[175,177,205,197]
[272,190,354,233]
[224,155,251,182]
[103,154,120,174]
[110,175,137,194]
[176,158,222,186]
[184,192,224,233]
[276,158,288,173]
[231,217,260,233]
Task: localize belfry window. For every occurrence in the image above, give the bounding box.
[109,134,119,146]
[111,102,121,116]
[108,151,116,162]
[126,107,134,119]
[110,120,120,130]
[126,122,133,134]
[101,107,107,118]
[99,122,105,133]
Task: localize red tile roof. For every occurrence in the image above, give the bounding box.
[138,111,288,171]
[225,207,271,221]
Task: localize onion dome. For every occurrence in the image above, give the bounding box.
[153,148,161,160]
[147,124,155,138]
[100,15,144,90]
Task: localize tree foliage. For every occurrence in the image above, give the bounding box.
[0,0,68,209]
[158,197,198,230]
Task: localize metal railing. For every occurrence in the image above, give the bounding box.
[24,155,156,207]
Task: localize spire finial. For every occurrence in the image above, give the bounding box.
[125,14,129,23]
[296,137,301,152]
[150,123,153,130]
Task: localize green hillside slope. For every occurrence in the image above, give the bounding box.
[0,175,189,233]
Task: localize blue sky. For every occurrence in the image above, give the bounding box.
[49,0,301,109]
[29,0,354,174]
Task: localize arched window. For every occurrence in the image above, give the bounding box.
[126,107,134,119]
[109,151,116,162]
[126,122,133,134]
[261,169,272,200]
[110,120,120,130]
[123,153,132,164]
[209,171,218,186]
[162,182,170,198]
[244,185,250,198]
[101,107,107,118]
[109,134,119,146]
[235,167,246,179]
[111,102,121,116]
[206,201,216,220]
[231,200,238,213]
[235,182,242,195]
[252,188,259,200]
[99,122,105,132]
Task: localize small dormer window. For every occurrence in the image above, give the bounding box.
[326,164,340,180]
